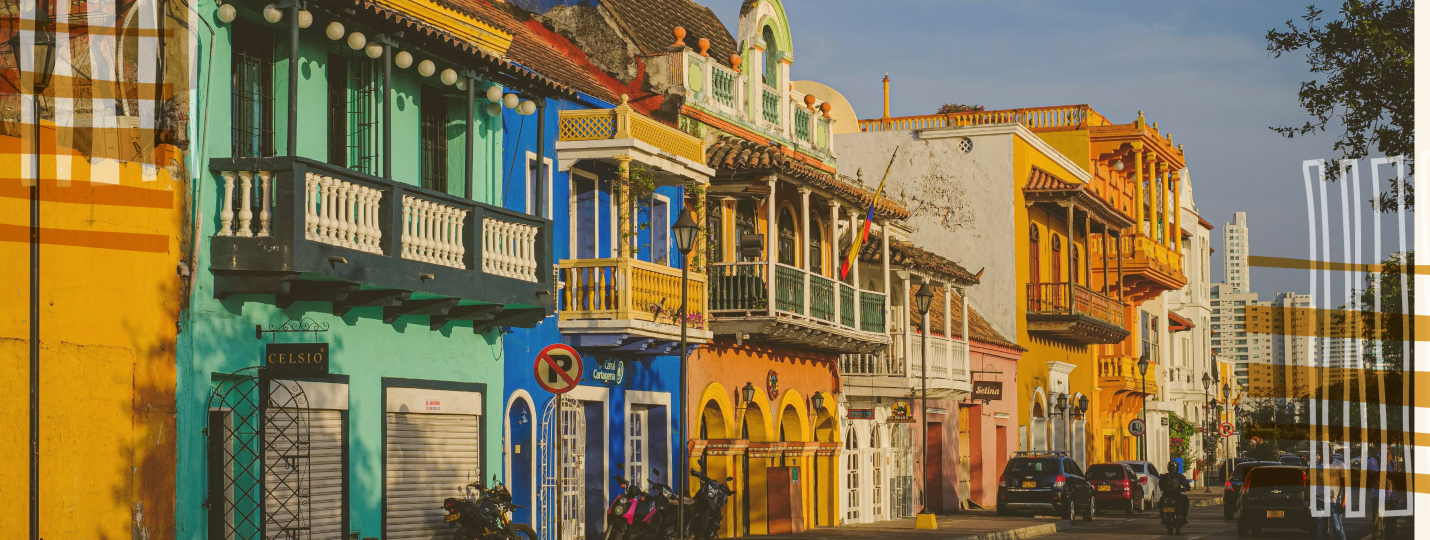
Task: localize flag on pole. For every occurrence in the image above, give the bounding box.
[840,146,899,280]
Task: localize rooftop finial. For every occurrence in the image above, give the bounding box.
[672,26,686,47]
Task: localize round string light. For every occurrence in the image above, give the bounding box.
[216,3,236,22]
[346,32,366,51]
[418,60,436,77]
[395,51,413,69]
[325,22,344,40]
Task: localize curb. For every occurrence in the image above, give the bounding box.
[1190,498,1220,508]
[945,521,1071,540]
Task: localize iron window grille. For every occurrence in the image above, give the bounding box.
[419,85,449,193]
[231,22,274,158]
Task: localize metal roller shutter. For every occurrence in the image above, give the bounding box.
[385,412,482,540]
[264,408,345,540]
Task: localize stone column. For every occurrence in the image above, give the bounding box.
[801,187,812,314]
[881,221,891,330]
[1132,145,1145,237]
[830,201,841,324]
[767,175,778,314]
[1171,169,1182,255]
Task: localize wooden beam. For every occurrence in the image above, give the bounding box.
[383,298,461,324]
[333,290,413,317]
[430,304,505,331]
[276,281,361,309]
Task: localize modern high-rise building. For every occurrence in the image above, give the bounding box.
[1210,284,1271,389]
[1223,212,1250,293]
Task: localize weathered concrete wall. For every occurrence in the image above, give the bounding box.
[541,4,640,84]
[835,130,1019,341]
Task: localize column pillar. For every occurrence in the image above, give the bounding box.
[1100,222,1109,295]
[694,184,708,270]
[617,155,633,257]
[829,201,841,324]
[1156,161,1168,245]
[1171,169,1182,255]
[1132,145,1145,237]
[943,285,952,338]
[1065,204,1075,295]
[881,220,891,330]
[800,187,812,315]
[767,175,778,314]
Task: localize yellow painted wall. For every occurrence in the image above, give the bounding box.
[0,132,183,539]
[1009,137,1109,462]
[1034,130,1094,175]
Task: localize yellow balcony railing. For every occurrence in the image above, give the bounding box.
[859,104,1112,133]
[558,257,708,330]
[1098,355,1159,395]
[557,98,706,165]
[1120,233,1184,278]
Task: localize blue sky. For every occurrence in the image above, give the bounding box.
[696,0,1413,303]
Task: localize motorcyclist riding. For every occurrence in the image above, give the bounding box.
[1160,460,1192,520]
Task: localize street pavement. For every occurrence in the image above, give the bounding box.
[758,494,1389,539]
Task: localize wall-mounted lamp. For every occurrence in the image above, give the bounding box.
[741,382,757,405]
[1114,160,1125,172]
[1055,392,1069,413]
[810,391,826,414]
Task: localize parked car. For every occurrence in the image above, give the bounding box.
[997,451,1096,520]
[1215,457,1254,485]
[1236,466,1314,537]
[1223,461,1280,519]
[1115,460,1161,509]
[1085,463,1145,514]
[1279,454,1305,466]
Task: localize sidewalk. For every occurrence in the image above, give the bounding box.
[758,493,1227,540]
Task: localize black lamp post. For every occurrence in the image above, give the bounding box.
[914,283,934,523]
[1222,382,1232,484]
[742,381,757,405]
[1055,392,1070,453]
[672,207,699,539]
[1201,372,1211,491]
[20,5,59,540]
[1137,352,1150,461]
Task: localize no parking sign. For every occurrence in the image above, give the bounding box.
[534,344,583,394]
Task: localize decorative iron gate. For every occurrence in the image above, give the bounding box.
[206,367,312,540]
[538,396,586,540]
[889,424,915,519]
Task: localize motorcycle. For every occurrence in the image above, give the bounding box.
[443,475,538,540]
[603,464,688,540]
[1159,493,1188,535]
[686,467,735,540]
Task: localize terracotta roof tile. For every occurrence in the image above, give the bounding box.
[850,230,979,286]
[1023,166,1081,190]
[1168,311,1195,331]
[601,0,740,67]
[707,136,910,219]
[449,0,620,104]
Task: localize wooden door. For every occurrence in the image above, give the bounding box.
[926,422,944,512]
[958,408,971,509]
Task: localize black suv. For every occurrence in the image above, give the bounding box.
[996,451,1095,520]
[1235,465,1313,536]
[1223,461,1279,519]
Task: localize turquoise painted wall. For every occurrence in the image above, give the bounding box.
[179,2,513,537]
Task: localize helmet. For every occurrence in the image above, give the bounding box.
[1167,460,1180,474]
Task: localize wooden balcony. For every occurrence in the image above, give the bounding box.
[208,156,552,330]
[859,104,1112,133]
[1025,282,1130,345]
[557,257,713,354]
[709,262,889,354]
[1112,234,1186,303]
[840,332,971,399]
[555,99,713,184]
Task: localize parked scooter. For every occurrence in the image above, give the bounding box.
[604,463,688,540]
[443,475,538,540]
[686,467,735,540]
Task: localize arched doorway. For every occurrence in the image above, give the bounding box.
[845,427,861,522]
[870,427,884,520]
[1031,390,1048,451]
[506,395,535,526]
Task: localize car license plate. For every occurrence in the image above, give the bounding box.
[444,513,460,523]
[1266,510,1284,518]
[1163,506,1176,513]
[1097,485,1112,491]
[1022,481,1038,488]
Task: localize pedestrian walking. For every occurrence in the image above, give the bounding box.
[1316,453,1346,540]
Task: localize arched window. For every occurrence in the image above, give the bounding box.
[777,207,797,266]
[762,25,780,85]
[809,218,825,275]
[1029,224,1041,283]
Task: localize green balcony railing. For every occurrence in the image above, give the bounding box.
[762,86,780,124]
[810,274,835,322]
[794,108,811,141]
[839,284,856,328]
[713,66,736,107]
[860,291,887,333]
[774,263,805,314]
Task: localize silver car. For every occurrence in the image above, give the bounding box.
[1115,460,1161,507]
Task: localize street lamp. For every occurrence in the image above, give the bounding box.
[16,5,59,539]
[810,391,826,414]
[1055,392,1070,453]
[1202,372,1211,490]
[741,381,757,405]
[914,283,935,529]
[672,207,699,539]
[1137,352,1150,461]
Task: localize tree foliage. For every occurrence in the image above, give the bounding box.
[1267,1,1414,210]
[935,103,985,115]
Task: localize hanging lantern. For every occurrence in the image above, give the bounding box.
[216,3,237,23]
[440,68,458,86]
[418,60,436,77]
[456,79,467,91]
[485,84,504,103]
[262,4,283,23]
[346,32,366,51]
[297,10,312,28]
[485,102,502,117]
[325,21,344,40]
[364,42,383,59]
[394,51,413,69]
[503,93,519,109]
[517,100,536,116]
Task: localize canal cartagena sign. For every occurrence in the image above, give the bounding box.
[591,358,625,386]
[264,343,329,378]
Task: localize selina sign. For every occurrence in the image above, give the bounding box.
[972,381,1003,401]
[264,343,330,378]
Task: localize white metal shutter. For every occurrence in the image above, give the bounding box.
[385,412,482,540]
[264,409,344,540]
